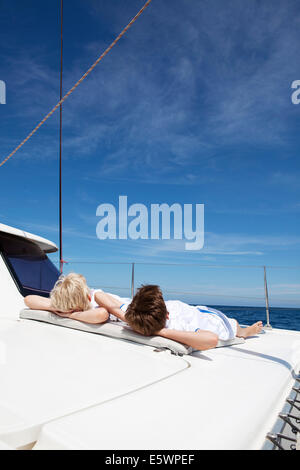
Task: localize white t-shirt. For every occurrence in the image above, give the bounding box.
[165,300,237,340]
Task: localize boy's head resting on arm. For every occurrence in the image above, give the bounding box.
[50,273,91,313]
[125,284,167,336]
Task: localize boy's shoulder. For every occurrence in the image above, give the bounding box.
[165,299,194,314]
[165,299,189,306]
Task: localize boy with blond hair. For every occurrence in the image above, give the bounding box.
[24,272,130,325]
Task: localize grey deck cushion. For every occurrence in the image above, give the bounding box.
[19,309,245,355]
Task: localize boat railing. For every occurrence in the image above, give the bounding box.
[52,260,300,329]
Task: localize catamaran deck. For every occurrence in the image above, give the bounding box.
[0,317,299,450]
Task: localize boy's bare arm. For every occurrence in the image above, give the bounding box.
[157,328,219,351]
[66,308,109,324]
[24,295,56,312]
[94,291,126,322]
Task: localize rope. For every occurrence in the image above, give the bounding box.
[0,0,153,168]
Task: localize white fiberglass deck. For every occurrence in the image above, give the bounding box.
[1,317,299,450]
[32,327,300,450]
[0,318,188,448]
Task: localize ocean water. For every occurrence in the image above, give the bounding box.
[207,305,300,332]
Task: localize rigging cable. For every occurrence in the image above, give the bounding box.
[59,0,64,273]
[0,0,152,169]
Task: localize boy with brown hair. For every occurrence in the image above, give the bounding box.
[124,285,263,351]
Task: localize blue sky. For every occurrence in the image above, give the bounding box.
[1,0,300,307]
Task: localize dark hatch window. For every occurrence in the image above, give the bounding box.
[0,232,60,296]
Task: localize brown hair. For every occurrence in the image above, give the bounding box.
[125,284,167,336]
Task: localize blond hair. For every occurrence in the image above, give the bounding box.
[50,273,91,312]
